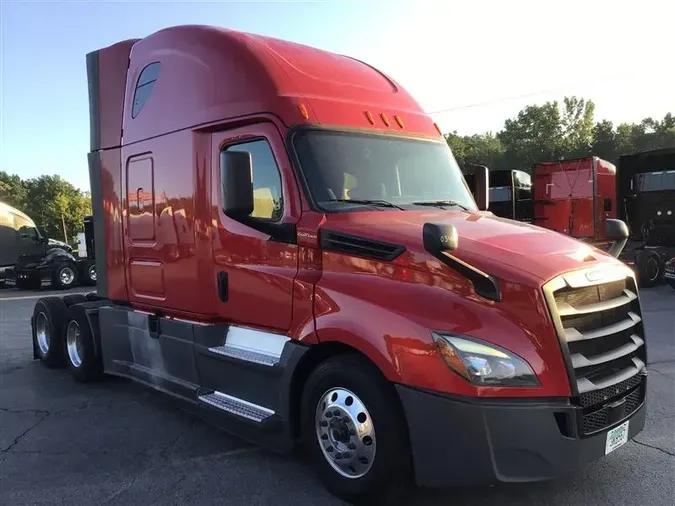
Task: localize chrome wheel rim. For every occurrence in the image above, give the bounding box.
[88,265,97,282]
[66,320,83,368]
[60,267,75,286]
[35,312,50,355]
[315,387,376,479]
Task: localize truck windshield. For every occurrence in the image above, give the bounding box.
[635,170,675,192]
[489,186,512,202]
[292,130,476,212]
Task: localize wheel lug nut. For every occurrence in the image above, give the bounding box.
[321,433,328,440]
[343,451,352,459]
[320,420,328,427]
[335,453,342,460]
[326,412,333,418]
[348,442,356,449]
[342,416,350,423]
[326,446,333,453]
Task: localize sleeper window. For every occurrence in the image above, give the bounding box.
[224,140,283,221]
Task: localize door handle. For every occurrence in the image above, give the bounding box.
[217,271,228,302]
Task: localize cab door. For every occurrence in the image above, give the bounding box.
[210,122,300,331]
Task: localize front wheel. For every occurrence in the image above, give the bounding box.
[301,354,411,503]
[52,263,78,290]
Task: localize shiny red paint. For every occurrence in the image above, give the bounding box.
[534,157,617,242]
[313,210,626,397]
[89,25,628,400]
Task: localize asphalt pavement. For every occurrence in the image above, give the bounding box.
[0,285,673,506]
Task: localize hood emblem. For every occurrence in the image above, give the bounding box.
[585,269,604,282]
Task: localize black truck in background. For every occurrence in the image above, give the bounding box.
[8,215,97,290]
[617,147,675,286]
[463,167,534,222]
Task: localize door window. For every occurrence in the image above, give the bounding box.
[223,139,284,221]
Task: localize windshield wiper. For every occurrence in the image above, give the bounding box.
[412,200,469,211]
[329,198,404,210]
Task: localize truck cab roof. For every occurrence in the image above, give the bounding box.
[87,25,440,152]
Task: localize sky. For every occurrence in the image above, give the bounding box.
[1,0,673,191]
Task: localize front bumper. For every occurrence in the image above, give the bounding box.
[665,266,675,282]
[396,383,646,488]
[9,265,51,285]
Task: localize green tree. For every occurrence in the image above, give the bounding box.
[498,100,564,169]
[0,171,27,210]
[22,175,92,242]
[445,96,673,174]
[561,97,595,156]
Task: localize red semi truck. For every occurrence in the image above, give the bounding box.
[30,25,648,502]
[533,157,618,244]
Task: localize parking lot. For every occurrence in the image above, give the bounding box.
[0,286,673,506]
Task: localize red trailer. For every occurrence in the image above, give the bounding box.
[28,25,646,503]
[533,157,617,243]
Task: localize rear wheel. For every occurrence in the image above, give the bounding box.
[31,297,69,368]
[301,354,411,503]
[637,251,663,287]
[80,260,97,286]
[64,304,103,382]
[52,262,78,290]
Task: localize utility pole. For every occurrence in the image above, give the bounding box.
[61,214,68,244]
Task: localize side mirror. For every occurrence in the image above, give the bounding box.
[473,165,490,211]
[423,222,458,253]
[605,219,629,258]
[220,151,254,218]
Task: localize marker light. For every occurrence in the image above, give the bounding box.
[432,333,539,387]
[298,103,309,120]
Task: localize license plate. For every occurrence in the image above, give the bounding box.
[605,420,629,455]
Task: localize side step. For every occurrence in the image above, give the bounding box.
[198,391,275,423]
[207,344,279,367]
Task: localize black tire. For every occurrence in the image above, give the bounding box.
[300,354,411,504]
[31,297,69,368]
[52,262,78,290]
[63,304,104,382]
[62,294,87,307]
[80,260,97,286]
[637,251,663,287]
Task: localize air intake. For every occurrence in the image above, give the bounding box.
[319,230,405,261]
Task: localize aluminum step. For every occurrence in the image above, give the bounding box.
[198,391,275,423]
[208,344,280,366]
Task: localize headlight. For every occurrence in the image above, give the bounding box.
[431,332,539,387]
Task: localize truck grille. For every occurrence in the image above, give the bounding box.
[544,266,647,436]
